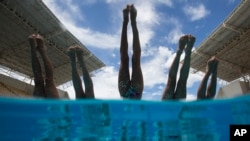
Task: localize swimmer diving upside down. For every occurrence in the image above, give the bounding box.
[162,35,195,100]
[68,45,95,99]
[118,5,144,99]
[28,34,60,98]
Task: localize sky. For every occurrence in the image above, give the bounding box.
[42,0,240,100]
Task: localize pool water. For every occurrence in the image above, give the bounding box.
[0,95,249,141]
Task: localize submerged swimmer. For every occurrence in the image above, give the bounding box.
[68,46,95,99]
[118,4,144,99]
[162,35,195,100]
[28,34,60,98]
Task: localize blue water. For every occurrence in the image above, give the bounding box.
[0,95,250,141]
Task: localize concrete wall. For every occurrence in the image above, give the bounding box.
[216,80,250,99]
[0,74,69,98]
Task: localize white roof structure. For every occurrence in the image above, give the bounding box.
[189,0,250,82]
[0,73,69,98]
[0,0,105,86]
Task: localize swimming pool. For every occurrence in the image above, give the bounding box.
[0,95,249,140]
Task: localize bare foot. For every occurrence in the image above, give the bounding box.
[28,34,38,49]
[130,4,137,23]
[185,34,195,53]
[212,57,219,74]
[35,34,46,52]
[67,46,76,60]
[123,5,130,23]
[75,46,84,56]
[75,46,86,68]
[178,35,188,52]
[206,56,216,73]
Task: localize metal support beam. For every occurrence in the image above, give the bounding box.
[45,29,65,39]
[192,51,242,73]
[222,22,242,33]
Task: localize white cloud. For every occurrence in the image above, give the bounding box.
[165,27,184,44]
[142,46,173,87]
[43,0,84,23]
[156,0,173,7]
[64,0,84,20]
[66,24,119,49]
[186,69,203,88]
[106,0,173,7]
[183,4,210,21]
[92,66,121,99]
[64,66,121,99]
[136,1,160,26]
[43,0,120,49]
[81,0,98,5]
[164,17,184,44]
[43,0,165,50]
[228,0,236,4]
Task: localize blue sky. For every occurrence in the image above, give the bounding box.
[43,0,239,100]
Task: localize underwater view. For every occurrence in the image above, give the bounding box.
[0,95,250,141]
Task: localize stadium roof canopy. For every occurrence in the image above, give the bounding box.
[0,0,105,86]
[189,0,250,82]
